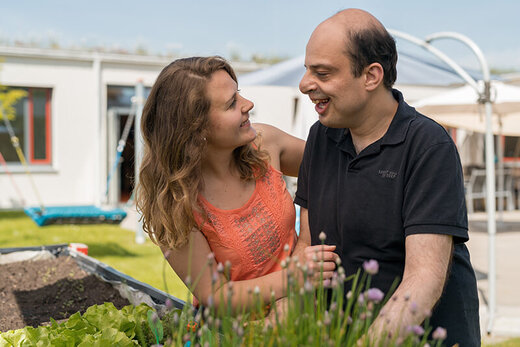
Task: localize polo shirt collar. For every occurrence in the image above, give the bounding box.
[325,89,416,150]
[380,89,416,146]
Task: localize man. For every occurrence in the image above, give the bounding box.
[295,9,480,346]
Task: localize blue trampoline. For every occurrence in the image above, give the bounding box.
[24,206,127,226]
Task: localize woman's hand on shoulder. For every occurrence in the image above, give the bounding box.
[253,123,305,177]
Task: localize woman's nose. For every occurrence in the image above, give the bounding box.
[242,97,254,113]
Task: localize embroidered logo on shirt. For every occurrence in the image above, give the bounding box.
[378,169,398,179]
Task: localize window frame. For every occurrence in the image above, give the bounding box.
[28,88,52,164]
[1,86,53,166]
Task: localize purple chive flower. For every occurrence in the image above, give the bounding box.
[304,280,314,293]
[366,288,384,303]
[406,325,423,336]
[363,259,379,275]
[206,294,214,308]
[149,311,159,324]
[432,327,447,340]
[411,325,424,336]
[357,294,365,305]
[165,298,173,310]
[323,311,331,326]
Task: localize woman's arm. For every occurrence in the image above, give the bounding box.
[163,227,338,313]
[163,229,292,312]
[253,123,305,177]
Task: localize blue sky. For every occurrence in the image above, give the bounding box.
[1,0,519,70]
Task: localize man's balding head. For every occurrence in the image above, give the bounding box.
[312,9,398,89]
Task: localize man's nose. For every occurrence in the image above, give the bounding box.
[299,70,314,94]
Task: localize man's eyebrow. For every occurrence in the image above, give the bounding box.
[305,63,335,70]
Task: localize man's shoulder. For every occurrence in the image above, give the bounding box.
[406,108,454,148]
[307,120,337,143]
[308,120,325,135]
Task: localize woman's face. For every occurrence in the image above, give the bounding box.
[205,69,256,150]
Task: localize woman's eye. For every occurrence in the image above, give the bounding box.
[229,99,237,109]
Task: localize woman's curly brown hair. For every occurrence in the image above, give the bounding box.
[136,56,268,249]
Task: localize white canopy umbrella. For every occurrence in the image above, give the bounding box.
[413,81,520,136]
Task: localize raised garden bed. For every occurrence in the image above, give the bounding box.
[0,244,184,333]
[0,255,129,331]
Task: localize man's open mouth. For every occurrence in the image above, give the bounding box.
[312,98,330,111]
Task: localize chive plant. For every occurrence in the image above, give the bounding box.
[153,237,449,347]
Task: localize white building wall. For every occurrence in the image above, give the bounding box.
[0,47,262,210]
[241,86,301,136]
[1,56,98,208]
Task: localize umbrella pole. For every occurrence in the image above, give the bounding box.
[134,80,146,244]
[484,97,497,334]
[496,133,504,221]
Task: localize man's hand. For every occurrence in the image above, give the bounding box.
[366,234,453,342]
[301,244,339,285]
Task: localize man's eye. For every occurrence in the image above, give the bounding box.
[316,72,328,77]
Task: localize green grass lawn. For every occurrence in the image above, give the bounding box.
[0,211,190,301]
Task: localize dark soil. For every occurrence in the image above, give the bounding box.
[0,256,130,332]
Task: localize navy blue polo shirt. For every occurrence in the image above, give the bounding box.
[295,90,480,346]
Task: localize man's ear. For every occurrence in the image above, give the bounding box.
[364,63,384,91]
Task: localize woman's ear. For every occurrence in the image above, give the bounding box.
[364,63,384,91]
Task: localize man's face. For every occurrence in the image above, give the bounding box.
[299,20,367,129]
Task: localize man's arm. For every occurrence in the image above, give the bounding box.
[368,233,453,340]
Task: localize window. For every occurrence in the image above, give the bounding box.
[504,135,520,161]
[0,87,52,165]
[107,85,150,109]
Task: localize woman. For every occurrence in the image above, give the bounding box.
[136,56,337,312]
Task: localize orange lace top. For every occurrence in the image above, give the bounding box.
[195,165,297,281]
